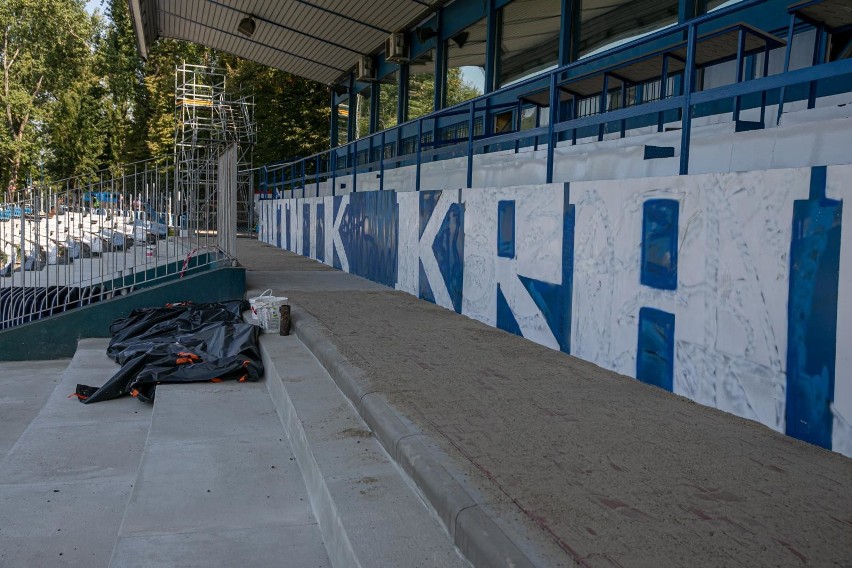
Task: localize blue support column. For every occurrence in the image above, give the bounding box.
[347,72,357,143]
[331,150,337,196]
[415,118,423,191]
[370,80,380,133]
[398,63,409,125]
[316,155,321,196]
[777,13,797,125]
[733,28,746,122]
[760,44,770,124]
[598,73,609,141]
[679,25,697,175]
[808,24,826,109]
[379,131,386,191]
[329,89,338,148]
[546,72,559,183]
[351,141,357,194]
[558,0,580,65]
[433,11,446,110]
[658,55,669,132]
[678,0,696,23]
[466,100,475,188]
[485,0,500,94]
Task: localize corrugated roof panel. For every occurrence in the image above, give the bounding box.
[132,0,444,84]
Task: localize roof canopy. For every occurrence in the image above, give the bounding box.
[128,0,442,85]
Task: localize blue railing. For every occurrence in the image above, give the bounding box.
[258,0,852,198]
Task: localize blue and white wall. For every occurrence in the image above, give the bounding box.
[258,164,850,456]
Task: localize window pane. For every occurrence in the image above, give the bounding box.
[336,101,349,145]
[408,50,435,120]
[357,91,371,139]
[579,0,678,58]
[446,18,487,107]
[700,0,745,14]
[499,0,561,87]
[379,71,399,130]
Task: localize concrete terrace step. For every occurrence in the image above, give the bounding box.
[110,379,331,567]
[0,358,69,459]
[1,331,471,567]
[0,339,153,567]
[260,333,469,568]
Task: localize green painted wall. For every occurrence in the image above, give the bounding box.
[0,266,246,361]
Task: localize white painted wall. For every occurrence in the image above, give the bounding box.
[570,169,809,432]
[259,164,851,456]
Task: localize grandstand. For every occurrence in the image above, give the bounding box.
[0,1,848,566]
[128,0,852,456]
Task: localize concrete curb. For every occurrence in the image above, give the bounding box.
[291,306,536,568]
[259,340,361,568]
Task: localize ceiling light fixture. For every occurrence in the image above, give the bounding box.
[416,26,437,42]
[238,15,256,37]
[451,31,469,49]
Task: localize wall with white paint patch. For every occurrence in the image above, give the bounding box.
[258,164,849,457]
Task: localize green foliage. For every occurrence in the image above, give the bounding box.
[0,0,330,198]
[407,71,435,121]
[368,67,480,136]
[0,0,95,198]
[221,55,329,165]
[445,67,483,108]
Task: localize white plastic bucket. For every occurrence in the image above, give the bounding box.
[258,295,288,333]
[249,289,288,333]
[248,289,272,323]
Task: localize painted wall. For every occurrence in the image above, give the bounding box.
[258,165,849,456]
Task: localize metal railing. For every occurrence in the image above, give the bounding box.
[0,158,230,330]
[258,0,852,197]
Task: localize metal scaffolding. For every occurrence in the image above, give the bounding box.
[174,63,256,237]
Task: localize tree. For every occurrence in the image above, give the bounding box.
[445,67,483,108]
[137,40,212,161]
[100,0,146,167]
[221,55,329,165]
[0,0,94,200]
[45,64,108,182]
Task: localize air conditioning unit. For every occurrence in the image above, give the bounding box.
[356,56,375,81]
[385,32,408,63]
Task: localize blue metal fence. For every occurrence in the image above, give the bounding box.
[259,0,852,198]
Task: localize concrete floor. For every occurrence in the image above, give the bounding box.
[3,236,849,567]
[238,237,852,568]
[0,328,465,567]
[0,339,332,568]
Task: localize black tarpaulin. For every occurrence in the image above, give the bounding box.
[75,300,263,404]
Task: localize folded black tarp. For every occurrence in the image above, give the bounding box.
[75,300,263,404]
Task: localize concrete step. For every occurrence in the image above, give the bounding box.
[0,339,153,567]
[0,358,69,459]
[260,333,470,568]
[111,376,332,567]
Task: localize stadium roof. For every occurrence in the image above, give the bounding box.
[128,0,443,85]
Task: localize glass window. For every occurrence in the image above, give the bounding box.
[829,28,852,62]
[499,0,561,87]
[519,106,538,130]
[699,0,744,14]
[493,110,515,133]
[578,0,678,59]
[336,101,349,145]
[408,50,436,121]
[445,18,487,107]
[378,71,399,131]
[356,90,371,139]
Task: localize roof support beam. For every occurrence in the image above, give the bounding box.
[127,0,148,59]
[291,0,392,34]
[162,10,349,73]
[204,0,365,56]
